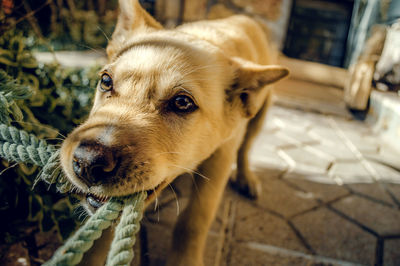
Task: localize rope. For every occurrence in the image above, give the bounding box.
[106,193,146,266]
[0,124,147,265]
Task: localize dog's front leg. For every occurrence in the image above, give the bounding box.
[167,141,239,266]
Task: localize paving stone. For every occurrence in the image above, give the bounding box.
[332,195,400,235]
[252,132,297,150]
[228,243,314,266]
[278,127,319,145]
[261,116,284,132]
[285,171,338,184]
[256,177,319,217]
[228,242,359,266]
[308,126,343,146]
[368,144,400,172]
[331,116,374,135]
[253,167,285,180]
[292,207,376,264]
[338,130,380,155]
[312,142,358,161]
[384,238,400,266]
[0,242,30,266]
[170,173,195,198]
[347,183,396,206]
[281,147,333,173]
[234,201,308,252]
[143,222,171,266]
[367,161,400,183]
[35,228,62,261]
[249,144,289,170]
[330,162,374,183]
[284,177,349,203]
[386,184,400,204]
[145,196,189,227]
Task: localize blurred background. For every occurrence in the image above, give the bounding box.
[1,0,400,265]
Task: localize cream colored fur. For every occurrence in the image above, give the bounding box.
[60,0,288,265]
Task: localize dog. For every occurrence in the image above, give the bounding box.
[60,0,288,265]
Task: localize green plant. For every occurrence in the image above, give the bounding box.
[0,29,100,262]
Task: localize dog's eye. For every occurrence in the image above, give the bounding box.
[169,95,197,113]
[99,74,113,92]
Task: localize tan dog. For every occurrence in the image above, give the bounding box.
[60,0,288,265]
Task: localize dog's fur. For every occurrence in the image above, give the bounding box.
[60,0,288,265]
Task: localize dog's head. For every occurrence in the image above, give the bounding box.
[60,0,288,209]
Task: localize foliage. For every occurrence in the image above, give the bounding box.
[0,0,119,51]
[0,29,99,254]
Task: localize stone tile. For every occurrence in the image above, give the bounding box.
[228,243,312,266]
[171,173,194,198]
[261,116,284,132]
[285,171,337,185]
[384,238,400,266]
[339,130,380,155]
[234,201,308,252]
[348,183,396,206]
[330,162,374,183]
[386,184,400,204]
[368,161,400,183]
[370,144,400,172]
[284,177,349,203]
[145,196,189,227]
[278,128,318,146]
[0,242,30,266]
[312,142,358,161]
[308,126,342,146]
[228,242,358,266]
[332,195,400,235]
[249,145,288,171]
[331,116,374,135]
[143,222,171,266]
[252,132,297,150]
[281,147,333,173]
[256,178,319,217]
[292,207,376,264]
[35,228,62,261]
[253,167,285,180]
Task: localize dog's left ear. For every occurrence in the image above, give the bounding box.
[228,57,289,118]
[107,0,163,59]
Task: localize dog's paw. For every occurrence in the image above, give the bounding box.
[231,171,262,199]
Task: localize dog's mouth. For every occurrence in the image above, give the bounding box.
[85,180,169,210]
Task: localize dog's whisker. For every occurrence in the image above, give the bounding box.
[12,120,66,139]
[78,44,106,54]
[97,25,110,42]
[168,183,180,216]
[170,164,210,181]
[188,172,201,197]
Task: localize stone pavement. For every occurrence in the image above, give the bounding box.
[141,78,400,266]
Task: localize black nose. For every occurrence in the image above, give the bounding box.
[72,140,117,186]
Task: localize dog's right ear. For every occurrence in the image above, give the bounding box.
[106,0,163,59]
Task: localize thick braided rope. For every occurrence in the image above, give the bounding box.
[44,198,126,266]
[0,124,70,191]
[106,192,146,266]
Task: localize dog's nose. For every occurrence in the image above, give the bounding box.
[72,140,117,186]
